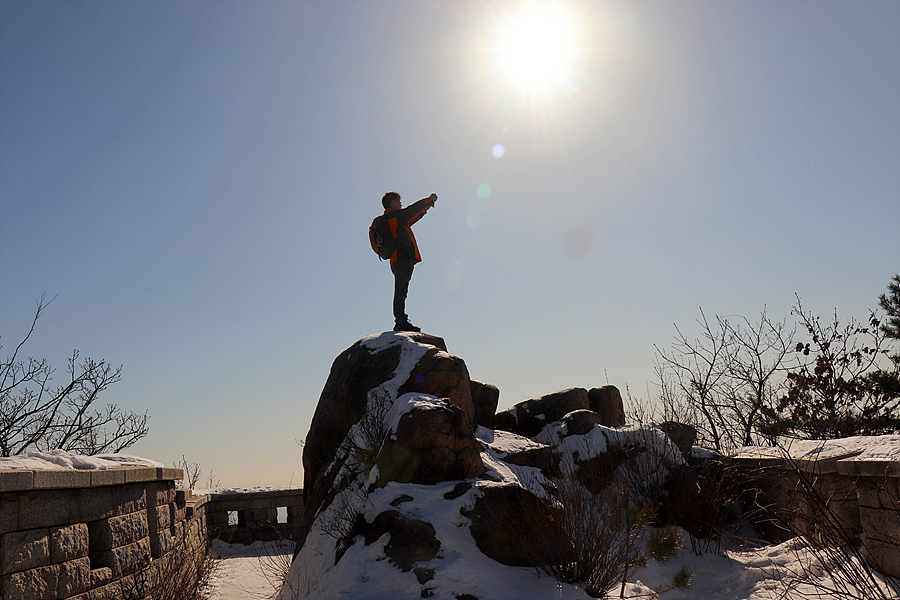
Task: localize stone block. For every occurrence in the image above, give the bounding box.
[1,528,49,575]
[836,458,900,478]
[0,470,34,493]
[33,469,92,489]
[859,506,900,545]
[147,504,171,532]
[90,468,126,487]
[87,578,124,600]
[1,563,59,600]
[145,481,175,507]
[18,490,72,529]
[159,467,183,481]
[50,523,89,563]
[150,529,173,558]
[91,537,150,578]
[77,485,116,522]
[124,467,158,483]
[855,475,900,510]
[206,511,228,529]
[89,511,149,550]
[0,494,18,534]
[112,483,147,516]
[57,556,90,597]
[90,565,112,588]
[866,536,900,579]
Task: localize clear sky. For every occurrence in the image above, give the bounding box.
[2,1,898,487]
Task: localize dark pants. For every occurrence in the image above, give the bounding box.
[391,257,415,324]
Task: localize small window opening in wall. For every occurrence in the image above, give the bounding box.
[227,510,239,526]
[276,506,288,524]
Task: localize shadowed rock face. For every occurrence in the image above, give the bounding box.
[302,333,448,504]
[588,385,626,428]
[493,387,590,438]
[469,380,500,429]
[297,332,484,556]
[366,511,441,572]
[462,483,562,568]
[397,348,475,423]
[375,399,484,487]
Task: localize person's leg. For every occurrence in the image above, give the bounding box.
[391,258,416,330]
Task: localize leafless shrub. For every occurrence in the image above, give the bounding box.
[760,454,900,599]
[1,294,149,456]
[251,534,296,599]
[516,444,654,598]
[173,455,221,490]
[123,525,216,600]
[654,307,797,452]
[315,387,394,562]
[347,385,393,474]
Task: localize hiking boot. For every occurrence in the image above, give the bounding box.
[393,320,421,332]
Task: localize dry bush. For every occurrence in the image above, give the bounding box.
[123,526,217,600]
[663,458,766,554]
[518,448,653,598]
[347,385,393,474]
[763,458,900,600]
[252,536,296,600]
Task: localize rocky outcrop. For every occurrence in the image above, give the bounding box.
[289,331,720,592]
[493,387,589,438]
[374,396,484,487]
[660,421,698,458]
[365,511,441,572]
[302,332,450,505]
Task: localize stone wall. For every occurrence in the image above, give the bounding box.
[0,467,306,600]
[0,466,205,600]
[732,450,900,578]
[203,488,303,545]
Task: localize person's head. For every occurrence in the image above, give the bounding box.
[382,191,401,210]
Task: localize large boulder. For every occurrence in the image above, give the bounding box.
[302,332,449,503]
[299,332,475,554]
[397,347,476,425]
[493,388,590,438]
[469,379,500,429]
[588,385,626,427]
[562,409,603,436]
[660,421,698,458]
[374,395,484,487]
[365,511,441,572]
[462,483,561,567]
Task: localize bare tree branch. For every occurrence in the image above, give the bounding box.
[1,296,149,456]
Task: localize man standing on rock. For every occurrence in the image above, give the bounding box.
[382,191,437,332]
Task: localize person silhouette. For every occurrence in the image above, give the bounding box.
[380,191,437,332]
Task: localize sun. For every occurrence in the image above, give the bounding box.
[500,4,574,90]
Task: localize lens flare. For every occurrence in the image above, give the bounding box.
[492,143,506,158]
[477,183,492,199]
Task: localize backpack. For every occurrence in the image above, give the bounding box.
[369,215,395,260]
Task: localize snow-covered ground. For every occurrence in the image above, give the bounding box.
[208,540,294,600]
[209,533,898,600]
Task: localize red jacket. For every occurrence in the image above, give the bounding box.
[384,198,431,265]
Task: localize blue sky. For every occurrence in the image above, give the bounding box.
[2,1,898,487]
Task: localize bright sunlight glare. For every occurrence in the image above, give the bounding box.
[500,4,574,89]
